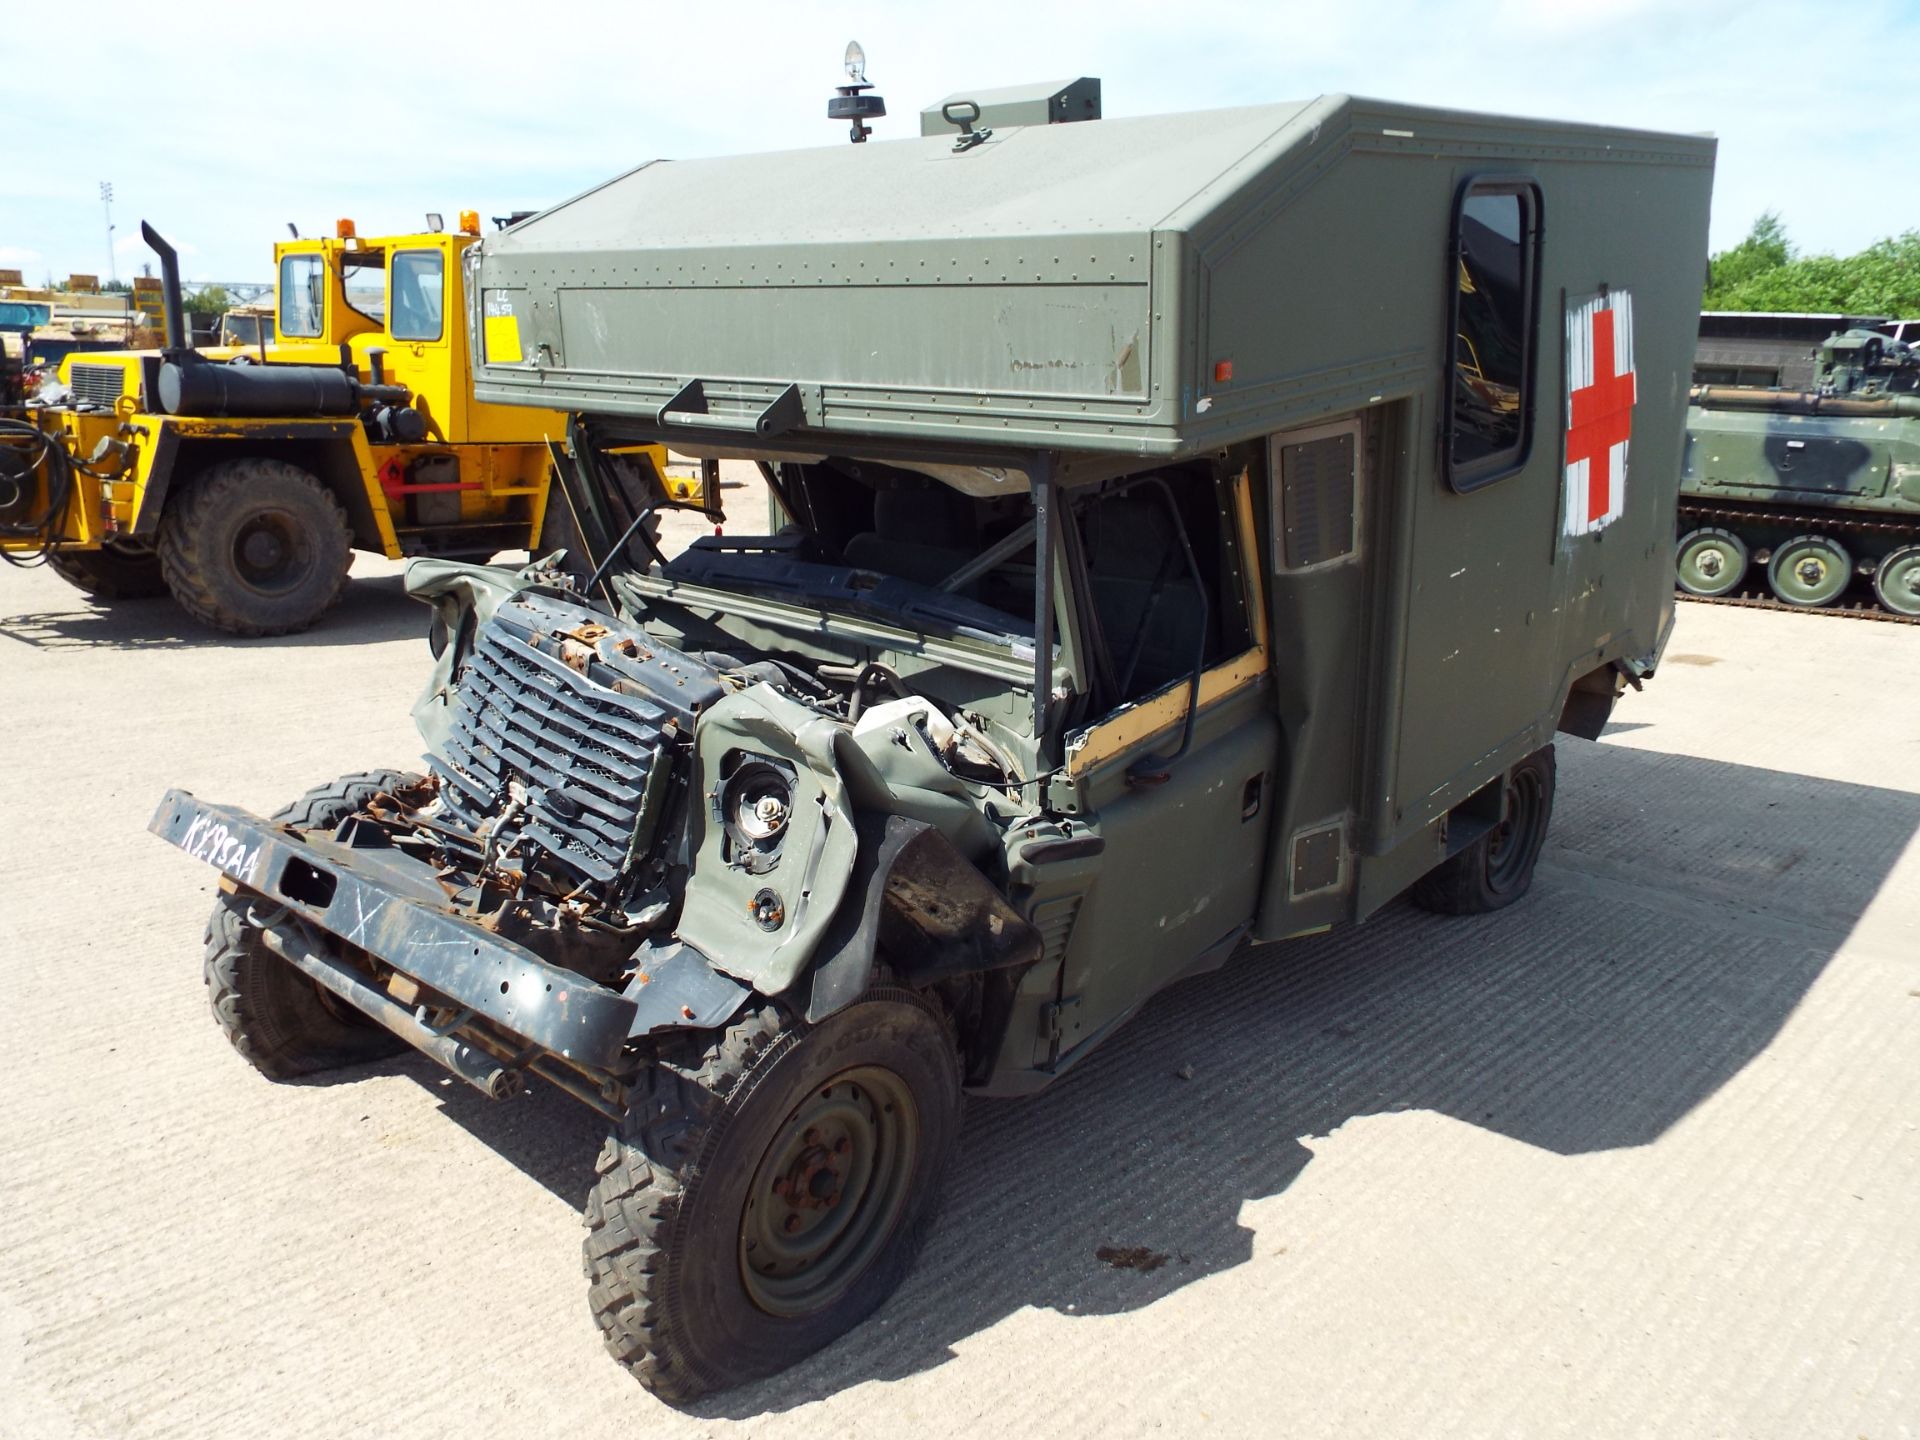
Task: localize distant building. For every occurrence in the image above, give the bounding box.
[1694,311,1916,390]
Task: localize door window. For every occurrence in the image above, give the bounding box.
[1072,471,1253,713]
[277,254,323,337]
[390,250,444,341]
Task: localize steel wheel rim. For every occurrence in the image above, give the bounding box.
[1875,548,1920,616]
[739,1064,919,1318]
[1486,768,1543,894]
[1769,537,1849,607]
[1677,530,1745,597]
[231,509,314,595]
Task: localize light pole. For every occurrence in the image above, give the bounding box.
[100,181,116,285]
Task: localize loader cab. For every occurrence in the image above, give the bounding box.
[271,227,472,438]
[217,307,275,348]
[273,236,383,350]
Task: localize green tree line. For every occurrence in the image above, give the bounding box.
[1705,213,1920,316]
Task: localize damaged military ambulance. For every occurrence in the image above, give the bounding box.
[152,90,1715,1399]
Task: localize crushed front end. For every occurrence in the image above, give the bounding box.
[152,580,763,1115]
[152,556,1041,1114]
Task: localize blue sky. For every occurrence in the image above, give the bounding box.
[3,0,1915,284]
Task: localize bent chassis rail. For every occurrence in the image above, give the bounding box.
[150,789,638,1071]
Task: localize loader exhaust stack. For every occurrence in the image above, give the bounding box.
[140,221,188,356]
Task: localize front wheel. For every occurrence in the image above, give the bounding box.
[159,457,352,636]
[585,989,961,1402]
[202,770,423,1078]
[1411,745,1556,915]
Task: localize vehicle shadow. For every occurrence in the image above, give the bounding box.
[0,572,422,652]
[395,736,1919,1415]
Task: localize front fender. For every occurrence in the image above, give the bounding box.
[676,684,862,996]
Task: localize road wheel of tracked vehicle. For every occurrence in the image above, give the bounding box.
[1411,745,1556,916]
[47,543,168,600]
[1766,533,1852,608]
[1675,527,1748,598]
[1872,545,1920,616]
[203,770,423,1079]
[584,989,962,1402]
[158,457,352,636]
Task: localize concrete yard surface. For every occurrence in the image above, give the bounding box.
[1,543,1916,1438]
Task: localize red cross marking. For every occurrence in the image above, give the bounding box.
[1566,304,1636,523]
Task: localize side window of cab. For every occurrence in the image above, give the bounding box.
[278,254,323,338]
[1071,471,1255,715]
[390,251,445,342]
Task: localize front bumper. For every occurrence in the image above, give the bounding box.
[150,788,638,1069]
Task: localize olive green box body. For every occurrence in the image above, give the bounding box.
[470,93,1715,1027]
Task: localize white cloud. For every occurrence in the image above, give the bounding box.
[0,246,44,267]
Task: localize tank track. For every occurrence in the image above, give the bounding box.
[1676,500,1920,624]
[1675,592,1920,626]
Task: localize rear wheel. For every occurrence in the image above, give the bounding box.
[1766,533,1851,608]
[1675,527,1747,597]
[584,989,961,1402]
[159,457,352,635]
[47,544,167,600]
[1872,545,1920,616]
[203,770,422,1079]
[1412,746,1556,915]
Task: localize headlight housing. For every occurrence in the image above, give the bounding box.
[720,755,794,874]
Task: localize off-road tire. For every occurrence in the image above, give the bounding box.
[202,769,421,1079]
[584,989,962,1402]
[1411,745,1556,915]
[47,544,168,600]
[158,457,352,636]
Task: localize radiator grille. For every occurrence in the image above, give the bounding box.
[67,363,126,407]
[429,594,721,888]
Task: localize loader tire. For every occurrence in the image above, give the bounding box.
[1411,745,1556,916]
[159,457,352,636]
[203,770,422,1079]
[584,988,961,1402]
[47,544,168,600]
[535,452,665,588]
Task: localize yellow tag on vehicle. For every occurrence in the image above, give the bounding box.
[482,291,523,364]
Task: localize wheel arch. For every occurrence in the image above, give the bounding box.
[802,814,1043,1074]
[1555,660,1628,740]
[129,423,391,553]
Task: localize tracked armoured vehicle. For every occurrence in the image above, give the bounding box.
[1679,328,1920,614]
[152,89,1715,1398]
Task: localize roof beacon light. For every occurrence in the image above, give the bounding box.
[459,210,481,236]
[827,40,885,144]
[336,218,356,239]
